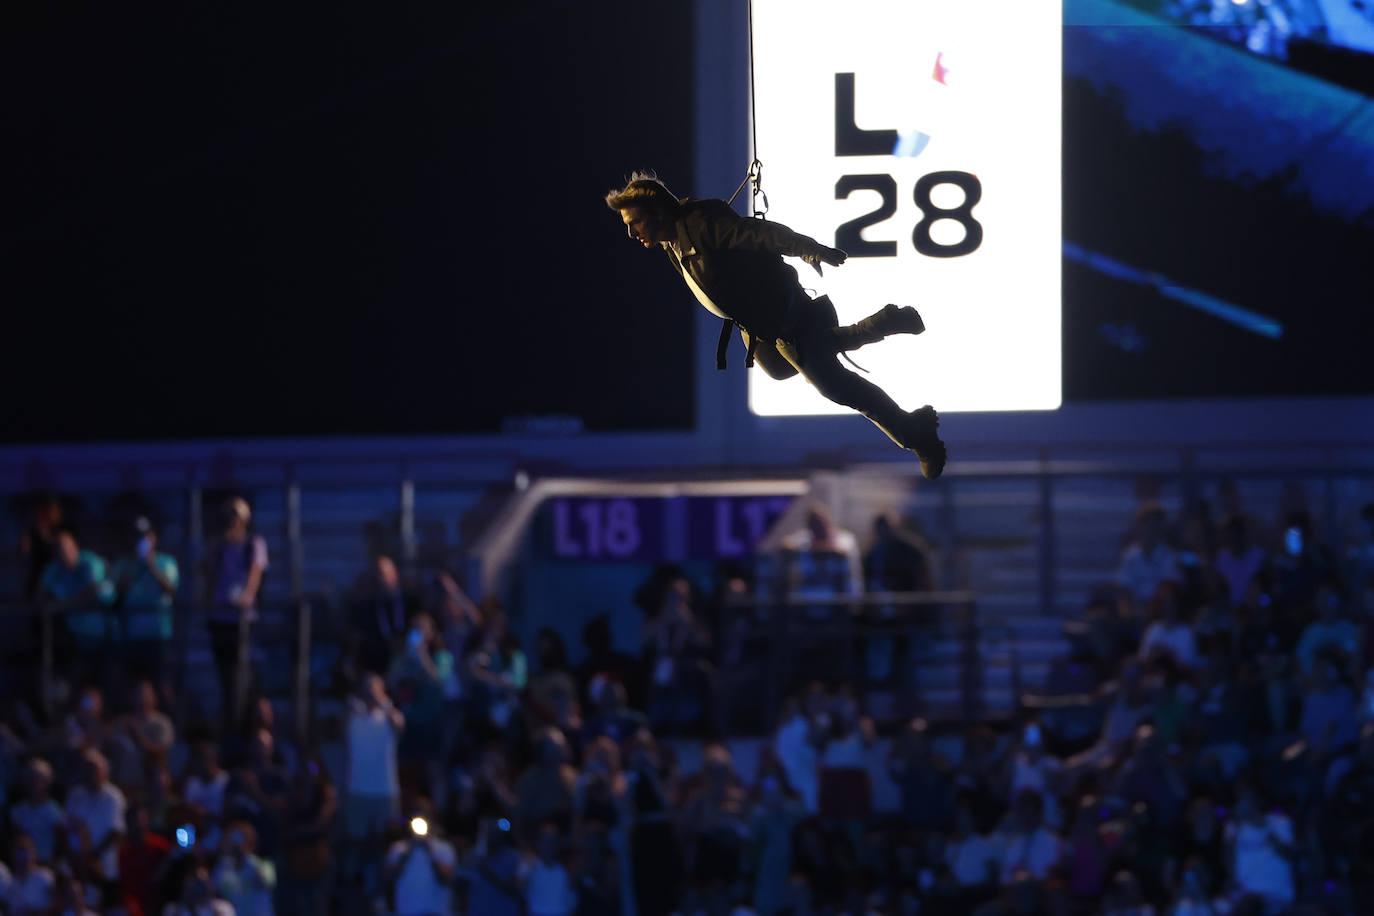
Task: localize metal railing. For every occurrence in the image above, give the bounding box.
[715,590,990,729]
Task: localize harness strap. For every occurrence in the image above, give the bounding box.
[715,319,761,370]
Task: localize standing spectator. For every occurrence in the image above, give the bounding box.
[1298,653,1359,763]
[223,729,289,863]
[212,821,276,916]
[385,802,457,916]
[112,517,179,690]
[118,803,172,916]
[63,749,127,909]
[943,795,1000,904]
[387,613,452,799]
[749,755,806,916]
[2,834,56,914]
[464,817,526,916]
[19,492,63,602]
[863,512,934,593]
[525,822,577,916]
[516,728,577,839]
[1116,504,1180,611]
[39,527,116,683]
[349,554,411,679]
[464,608,527,736]
[279,758,337,916]
[773,693,822,815]
[576,614,639,714]
[642,578,714,736]
[623,730,683,916]
[10,757,64,863]
[51,872,99,916]
[205,496,268,730]
[343,674,403,891]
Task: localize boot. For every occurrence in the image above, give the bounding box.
[834,304,925,351]
[903,405,947,480]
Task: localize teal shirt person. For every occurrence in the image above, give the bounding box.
[113,553,180,641]
[39,548,116,640]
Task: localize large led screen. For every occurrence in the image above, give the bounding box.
[749,0,1062,415]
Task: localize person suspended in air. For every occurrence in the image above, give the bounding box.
[606,171,946,478]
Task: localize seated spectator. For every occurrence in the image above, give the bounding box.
[10,757,64,863]
[385,800,457,916]
[1295,584,1361,677]
[444,742,517,845]
[64,748,127,910]
[1116,503,1180,611]
[516,728,576,839]
[1226,786,1296,912]
[118,802,172,916]
[112,517,179,689]
[1138,584,1201,671]
[1214,514,1267,609]
[525,822,577,916]
[349,553,413,679]
[204,496,269,730]
[2,834,56,914]
[994,789,1062,884]
[39,526,116,673]
[212,820,276,916]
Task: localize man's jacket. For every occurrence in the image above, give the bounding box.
[662,198,829,368]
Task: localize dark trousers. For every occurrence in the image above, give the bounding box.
[750,297,917,449]
[208,617,251,729]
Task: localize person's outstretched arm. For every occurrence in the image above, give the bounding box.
[701,205,846,269]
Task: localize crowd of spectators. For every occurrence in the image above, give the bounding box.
[3,485,1372,914]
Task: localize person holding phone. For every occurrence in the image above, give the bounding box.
[385,801,457,916]
[112,517,179,689]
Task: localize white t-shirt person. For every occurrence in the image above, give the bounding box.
[525,858,578,916]
[347,701,401,799]
[387,838,457,916]
[994,826,1062,883]
[185,771,230,818]
[1,861,57,915]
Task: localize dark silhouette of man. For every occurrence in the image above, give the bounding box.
[607,171,945,477]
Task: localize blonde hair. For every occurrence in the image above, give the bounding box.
[604,170,680,214]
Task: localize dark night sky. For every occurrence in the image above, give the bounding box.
[1,3,697,442]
